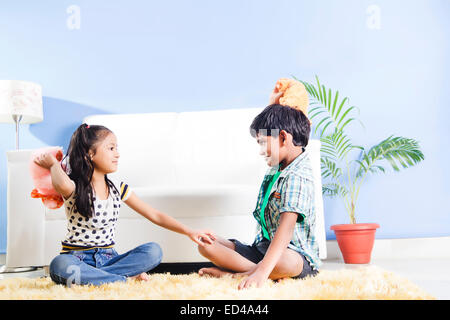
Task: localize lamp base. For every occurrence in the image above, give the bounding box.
[12,114,23,150]
[0,265,40,273]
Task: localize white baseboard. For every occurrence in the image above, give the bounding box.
[326,236,450,260]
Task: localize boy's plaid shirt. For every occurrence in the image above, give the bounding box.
[252,151,322,270]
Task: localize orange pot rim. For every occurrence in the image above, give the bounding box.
[330,223,380,231]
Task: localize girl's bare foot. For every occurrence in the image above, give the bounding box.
[198,267,232,278]
[130,272,149,281]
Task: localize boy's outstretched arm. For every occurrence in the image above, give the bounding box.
[238,211,298,290]
[124,192,216,246]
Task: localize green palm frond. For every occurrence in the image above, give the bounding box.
[321,157,343,180]
[356,136,425,177]
[321,130,363,161]
[294,75,360,137]
[322,183,349,198]
[293,75,425,224]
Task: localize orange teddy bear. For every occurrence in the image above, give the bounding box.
[30,147,65,210]
[272,78,309,117]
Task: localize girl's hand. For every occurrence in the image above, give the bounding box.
[34,152,58,170]
[188,229,216,247]
[237,267,270,290]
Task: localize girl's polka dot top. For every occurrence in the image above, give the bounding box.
[61,179,131,249]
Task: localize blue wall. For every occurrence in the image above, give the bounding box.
[1,0,449,252]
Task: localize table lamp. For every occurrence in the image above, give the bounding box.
[0,80,43,149]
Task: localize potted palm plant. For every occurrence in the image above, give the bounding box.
[295,75,425,264]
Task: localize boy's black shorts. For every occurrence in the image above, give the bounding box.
[229,238,319,279]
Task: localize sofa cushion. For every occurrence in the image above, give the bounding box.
[120,184,260,218]
[173,108,266,186]
[85,112,179,188]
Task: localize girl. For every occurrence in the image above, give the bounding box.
[34,123,215,286]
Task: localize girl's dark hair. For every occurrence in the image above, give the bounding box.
[62,123,119,218]
[250,104,311,147]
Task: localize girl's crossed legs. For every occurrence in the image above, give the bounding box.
[49,242,163,286]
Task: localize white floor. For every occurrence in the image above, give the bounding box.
[321,257,450,300]
[1,254,449,300]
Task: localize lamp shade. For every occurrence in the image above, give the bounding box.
[0,80,43,124]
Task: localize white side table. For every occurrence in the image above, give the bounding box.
[0,150,45,273]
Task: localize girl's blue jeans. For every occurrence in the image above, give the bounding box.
[49,242,163,286]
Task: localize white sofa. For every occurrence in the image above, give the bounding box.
[5,107,326,268]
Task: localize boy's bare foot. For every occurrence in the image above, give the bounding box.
[130,272,149,281]
[198,267,232,278]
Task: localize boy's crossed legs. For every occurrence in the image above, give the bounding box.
[197,236,303,281]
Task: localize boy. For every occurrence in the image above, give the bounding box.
[197,92,321,290]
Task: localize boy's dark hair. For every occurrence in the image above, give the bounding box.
[249,104,311,147]
[62,123,119,218]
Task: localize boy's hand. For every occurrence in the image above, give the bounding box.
[188,229,216,247]
[237,267,270,290]
[34,152,59,170]
[232,262,260,279]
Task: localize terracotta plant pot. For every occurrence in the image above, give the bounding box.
[330,223,380,264]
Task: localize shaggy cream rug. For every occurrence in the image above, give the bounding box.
[0,266,435,300]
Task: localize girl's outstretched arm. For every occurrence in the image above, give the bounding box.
[124,192,216,246]
[34,152,75,200]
